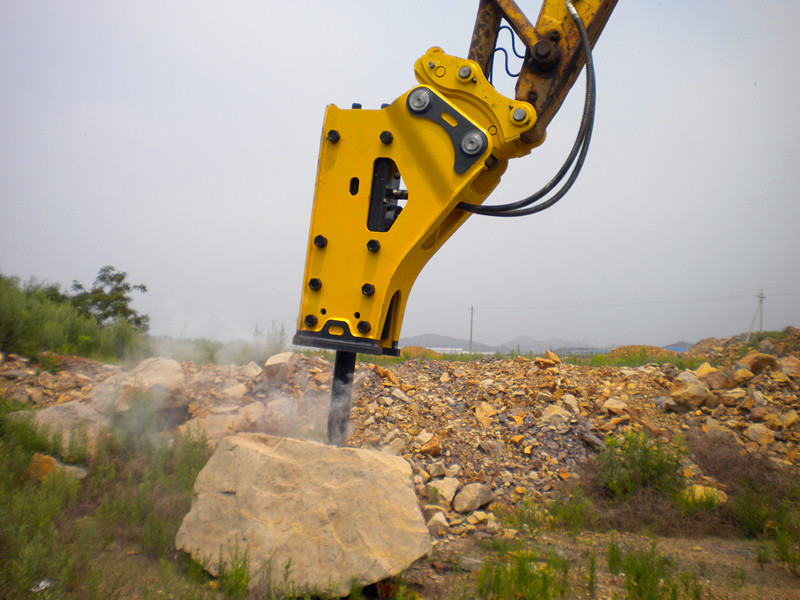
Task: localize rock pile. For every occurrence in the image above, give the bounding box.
[2,326,799,580]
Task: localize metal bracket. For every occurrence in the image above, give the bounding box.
[406,87,488,175]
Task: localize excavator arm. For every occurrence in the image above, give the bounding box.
[470,0,617,145]
[292,0,618,444]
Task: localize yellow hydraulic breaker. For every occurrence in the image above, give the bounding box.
[294,48,537,359]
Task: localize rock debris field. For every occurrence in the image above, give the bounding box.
[2,326,799,591]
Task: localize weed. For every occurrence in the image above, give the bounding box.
[585,547,597,599]
[505,495,547,534]
[216,539,252,599]
[673,486,723,517]
[607,537,623,576]
[596,432,685,501]
[773,519,800,576]
[756,543,771,569]
[475,549,569,600]
[548,488,597,533]
[732,565,746,589]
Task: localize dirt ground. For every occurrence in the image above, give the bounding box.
[403,531,800,600]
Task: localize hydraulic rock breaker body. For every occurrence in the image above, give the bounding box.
[293,48,537,356]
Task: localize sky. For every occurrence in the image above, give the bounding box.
[2,1,799,350]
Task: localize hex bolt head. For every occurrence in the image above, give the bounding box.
[460,130,485,156]
[458,65,472,79]
[361,283,375,296]
[380,131,394,144]
[408,88,432,114]
[351,103,362,109]
[308,278,322,291]
[366,239,381,253]
[533,40,552,61]
[357,321,371,334]
[304,314,318,327]
[531,40,559,69]
[512,107,528,123]
[313,235,328,248]
[326,130,340,143]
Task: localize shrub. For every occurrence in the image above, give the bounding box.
[0,273,149,361]
[596,432,685,501]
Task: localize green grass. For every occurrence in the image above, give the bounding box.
[0,395,215,599]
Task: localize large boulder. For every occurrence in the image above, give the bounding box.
[175,433,430,593]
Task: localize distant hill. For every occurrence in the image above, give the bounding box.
[495,335,590,354]
[663,340,695,352]
[400,333,598,354]
[399,333,494,353]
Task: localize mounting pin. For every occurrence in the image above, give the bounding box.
[357,321,371,334]
[308,278,322,291]
[460,130,485,156]
[326,130,340,143]
[380,131,394,144]
[304,314,318,327]
[408,88,432,114]
[313,235,328,248]
[366,239,381,253]
[361,283,375,296]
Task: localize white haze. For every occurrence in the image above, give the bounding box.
[1,1,799,349]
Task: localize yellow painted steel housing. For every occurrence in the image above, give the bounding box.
[294,47,537,355]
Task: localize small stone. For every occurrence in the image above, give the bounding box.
[240,361,263,378]
[427,512,449,537]
[562,394,580,414]
[669,383,714,411]
[779,356,800,378]
[540,405,571,427]
[780,409,798,430]
[453,482,494,513]
[420,436,441,456]
[221,382,247,400]
[428,461,446,478]
[426,477,460,506]
[445,464,463,478]
[381,437,406,455]
[602,398,628,414]
[474,402,497,428]
[263,352,297,383]
[745,423,775,445]
[694,362,717,378]
[736,352,779,375]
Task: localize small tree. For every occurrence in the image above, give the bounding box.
[70,266,150,332]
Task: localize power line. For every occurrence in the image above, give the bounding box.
[403,288,800,316]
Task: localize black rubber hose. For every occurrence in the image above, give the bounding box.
[457,0,596,217]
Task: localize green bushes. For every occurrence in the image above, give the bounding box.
[0,273,149,361]
[596,432,685,501]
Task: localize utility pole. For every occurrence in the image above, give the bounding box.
[469,305,474,354]
[746,289,766,342]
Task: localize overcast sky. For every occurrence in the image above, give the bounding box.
[2,1,799,349]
